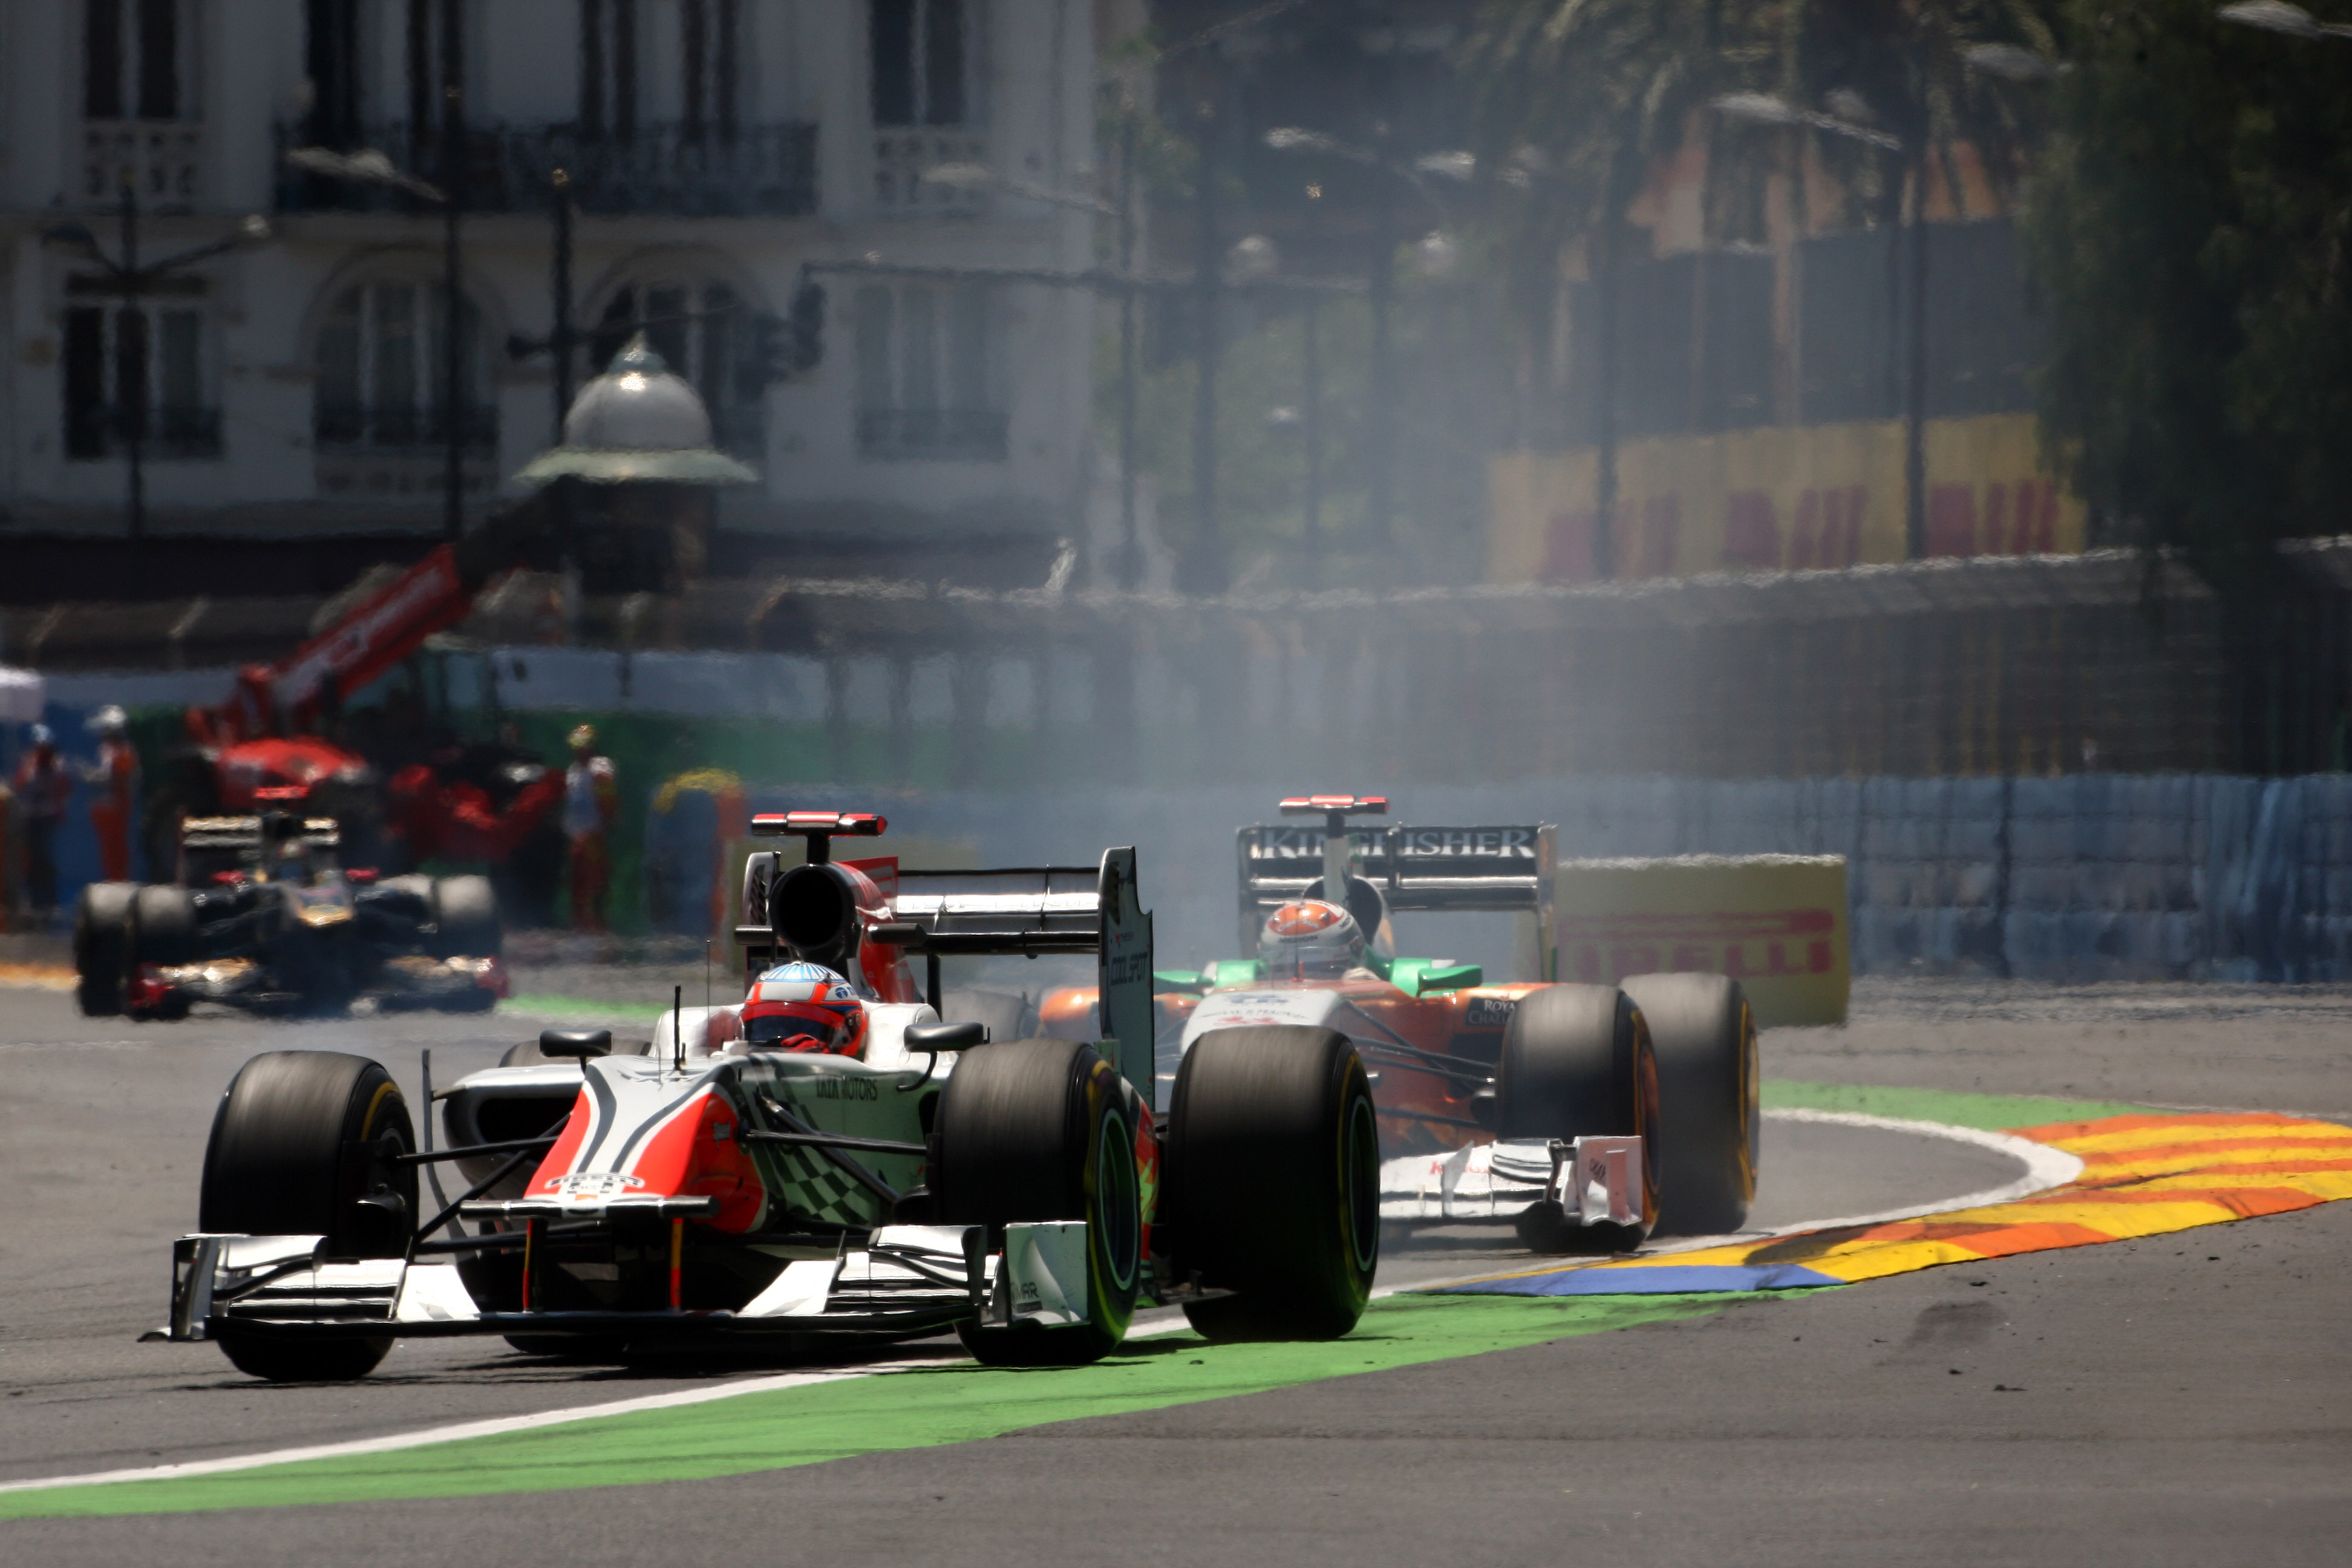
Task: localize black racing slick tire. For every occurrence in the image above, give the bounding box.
[1163,1026,1380,1342]
[199,1051,419,1382]
[129,884,198,967]
[934,1038,1141,1367]
[1622,973,1759,1237]
[73,881,136,1016]
[430,875,501,959]
[1496,985,1659,1255]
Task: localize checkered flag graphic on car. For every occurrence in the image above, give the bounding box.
[768,1144,875,1227]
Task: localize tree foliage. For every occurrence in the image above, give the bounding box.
[2022,0,2352,577]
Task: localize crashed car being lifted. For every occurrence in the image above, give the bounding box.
[1041,795,1760,1253]
[72,789,504,1020]
[157,812,1381,1381]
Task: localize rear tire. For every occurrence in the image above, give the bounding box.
[73,882,135,1016]
[1496,986,1658,1255]
[430,875,501,958]
[1623,973,1759,1236]
[129,884,198,967]
[1164,1025,1379,1342]
[199,1051,418,1382]
[934,1038,1140,1367]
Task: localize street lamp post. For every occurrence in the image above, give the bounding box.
[1711,93,1919,557]
[1118,114,1142,592]
[1302,185,1325,563]
[549,169,577,439]
[1263,126,1472,557]
[916,156,1137,586]
[40,192,273,557]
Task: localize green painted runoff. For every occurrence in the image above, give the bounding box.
[0,1294,1738,1520]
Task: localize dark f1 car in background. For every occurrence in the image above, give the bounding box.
[1044,795,1760,1253]
[73,791,503,1020]
[156,812,1380,1380]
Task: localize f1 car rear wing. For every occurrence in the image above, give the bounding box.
[734,812,1154,1100]
[873,849,1154,1099]
[182,815,342,852]
[1237,809,1560,981]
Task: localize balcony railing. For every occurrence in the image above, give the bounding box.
[313,403,501,500]
[64,403,221,461]
[855,407,1007,462]
[874,128,985,213]
[276,122,818,218]
[313,402,501,455]
[83,120,204,212]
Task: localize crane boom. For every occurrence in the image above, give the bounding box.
[272,546,471,725]
[204,491,559,742]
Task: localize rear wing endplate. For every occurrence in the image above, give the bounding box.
[1236,822,1560,981]
[871,849,1154,1100]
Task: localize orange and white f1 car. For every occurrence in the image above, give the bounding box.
[157,812,1380,1381]
[1042,796,1761,1252]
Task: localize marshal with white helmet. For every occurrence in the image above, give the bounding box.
[155,812,1381,1380]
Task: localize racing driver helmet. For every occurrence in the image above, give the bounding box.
[1258,898,1368,980]
[741,961,867,1055]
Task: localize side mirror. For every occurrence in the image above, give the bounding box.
[540,1028,613,1061]
[904,1021,987,1052]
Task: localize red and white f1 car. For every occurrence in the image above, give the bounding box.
[157,812,1381,1380]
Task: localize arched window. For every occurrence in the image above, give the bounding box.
[590,275,762,455]
[313,277,498,497]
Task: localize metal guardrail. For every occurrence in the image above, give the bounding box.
[273,122,819,218]
[13,542,2352,779]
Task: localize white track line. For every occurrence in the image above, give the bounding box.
[1402,1107,2083,1289]
[0,1356,958,1497]
[1739,1108,2083,1240]
[4,1111,2079,1497]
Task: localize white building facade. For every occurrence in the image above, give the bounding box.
[0,1,1103,572]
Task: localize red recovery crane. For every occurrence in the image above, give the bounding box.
[171,492,570,872]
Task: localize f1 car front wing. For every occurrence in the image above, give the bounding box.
[149,1222,1099,1345]
[1377,1134,1646,1226]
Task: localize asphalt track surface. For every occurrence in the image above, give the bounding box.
[2,979,2348,1564]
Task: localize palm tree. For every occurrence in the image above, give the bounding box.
[1785,0,2059,555]
[1465,0,1763,578]
[1466,0,2058,567]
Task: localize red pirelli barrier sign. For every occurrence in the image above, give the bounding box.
[1552,856,1849,1027]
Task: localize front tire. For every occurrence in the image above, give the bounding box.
[1623,973,1759,1236]
[73,882,136,1016]
[1496,985,1658,1255]
[934,1038,1140,1367]
[1163,1025,1379,1342]
[199,1051,418,1381]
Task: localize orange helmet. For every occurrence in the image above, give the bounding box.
[1258,898,1366,979]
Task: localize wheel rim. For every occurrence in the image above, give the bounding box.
[1342,1083,1380,1276]
[1094,1106,1140,1293]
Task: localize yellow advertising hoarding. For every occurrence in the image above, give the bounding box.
[1552,855,1850,1028]
[1490,413,2084,583]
